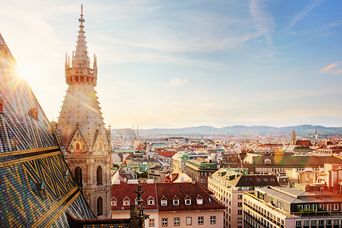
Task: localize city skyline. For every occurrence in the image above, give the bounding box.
[1,0,341,128]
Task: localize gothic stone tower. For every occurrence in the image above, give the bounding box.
[57,6,111,219]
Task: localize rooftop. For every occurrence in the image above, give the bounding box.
[112,182,225,212]
[253,155,342,168]
[213,168,280,187]
[186,160,218,170]
[256,187,342,204]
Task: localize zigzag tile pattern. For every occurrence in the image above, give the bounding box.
[0,33,95,227]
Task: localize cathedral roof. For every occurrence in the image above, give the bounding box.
[0,33,95,227]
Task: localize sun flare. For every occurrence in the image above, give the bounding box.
[16,63,38,83]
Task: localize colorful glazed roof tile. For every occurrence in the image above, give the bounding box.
[0,33,95,227]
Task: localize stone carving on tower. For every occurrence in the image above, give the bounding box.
[56,5,112,219]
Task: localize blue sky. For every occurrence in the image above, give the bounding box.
[0,0,341,128]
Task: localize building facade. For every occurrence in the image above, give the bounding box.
[112,182,225,228]
[208,168,280,228]
[244,187,342,228]
[56,6,112,218]
[184,160,218,187]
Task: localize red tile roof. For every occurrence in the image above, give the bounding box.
[111,182,225,212]
[157,151,177,157]
[156,182,225,211]
[111,182,158,210]
[296,140,312,147]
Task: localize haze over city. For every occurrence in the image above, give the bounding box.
[2,1,342,227]
[1,0,341,128]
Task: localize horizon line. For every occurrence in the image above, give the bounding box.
[110,124,342,130]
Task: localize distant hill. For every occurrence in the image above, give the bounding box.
[112,125,342,137]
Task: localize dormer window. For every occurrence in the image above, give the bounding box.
[196,195,203,205]
[123,197,130,206]
[147,196,155,205]
[111,197,117,207]
[264,158,272,165]
[35,181,47,199]
[185,196,191,205]
[173,196,180,206]
[161,196,168,206]
[28,107,38,120]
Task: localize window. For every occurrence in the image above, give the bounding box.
[185,198,191,205]
[311,220,317,226]
[334,204,339,210]
[97,166,103,185]
[238,210,242,215]
[210,216,216,225]
[197,195,203,205]
[174,217,180,226]
[296,221,302,227]
[186,217,192,226]
[173,196,180,206]
[147,197,155,205]
[162,218,168,227]
[312,204,317,211]
[327,204,331,211]
[238,218,242,223]
[161,199,167,206]
[149,219,155,227]
[238,194,243,199]
[111,197,117,207]
[123,197,130,206]
[238,202,242,207]
[76,143,80,151]
[198,216,204,225]
[97,197,103,216]
[75,167,82,187]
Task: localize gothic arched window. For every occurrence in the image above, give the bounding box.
[0,97,4,113]
[76,143,80,151]
[75,167,82,187]
[97,166,103,186]
[97,197,103,216]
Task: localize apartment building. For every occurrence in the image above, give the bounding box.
[208,168,279,228]
[243,187,342,228]
[112,182,225,227]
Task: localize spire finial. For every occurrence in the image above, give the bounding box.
[73,4,89,67]
[79,4,85,27]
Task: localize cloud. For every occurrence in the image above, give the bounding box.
[249,0,275,45]
[320,62,342,75]
[286,0,323,31]
[167,78,189,87]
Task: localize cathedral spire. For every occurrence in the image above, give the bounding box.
[74,4,89,68]
[65,5,97,86]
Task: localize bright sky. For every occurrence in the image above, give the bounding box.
[1,0,341,128]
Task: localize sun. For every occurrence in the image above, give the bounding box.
[16,63,38,83]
